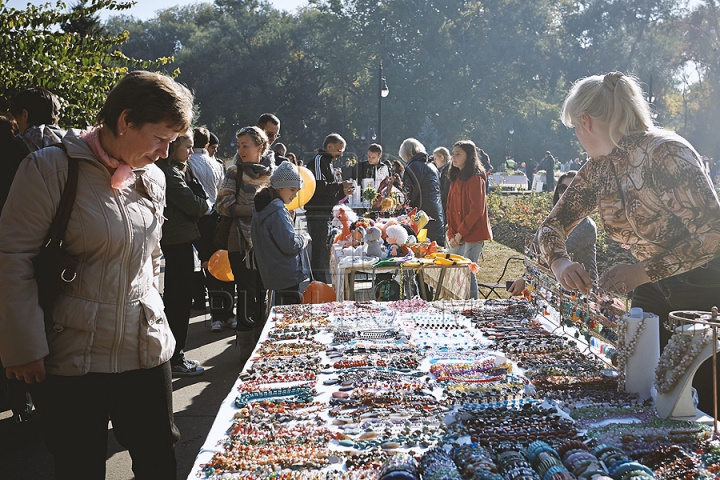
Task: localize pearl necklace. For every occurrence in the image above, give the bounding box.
[655,329,713,393]
[615,315,646,392]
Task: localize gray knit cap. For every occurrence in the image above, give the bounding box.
[271,161,303,189]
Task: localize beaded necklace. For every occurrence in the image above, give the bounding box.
[654,328,713,393]
[614,314,646,392]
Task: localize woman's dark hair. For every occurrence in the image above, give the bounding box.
[10,87,61,127]
[0,115,18,144]
[449,140,484,182]
[553,170,578,205]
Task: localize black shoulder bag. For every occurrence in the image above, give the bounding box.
[32,146,79,323]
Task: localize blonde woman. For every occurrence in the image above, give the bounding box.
[538,71,720,412]
[433,146,451,216]
[216,126,273,366]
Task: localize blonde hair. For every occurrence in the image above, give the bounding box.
[398,138,426,162]
[165,131,193,163]
[561,72,654,147]
[236,125,269,155]
[432,146,450,165]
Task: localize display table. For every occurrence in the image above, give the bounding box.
[329,245,470,301]
[189,299,718,479]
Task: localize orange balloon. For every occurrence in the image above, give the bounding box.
[285,166,317,211]
[301,281,336,304]
[208,249,234,282]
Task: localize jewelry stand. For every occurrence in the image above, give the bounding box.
[655,308,720,436]
[622,308,659,399]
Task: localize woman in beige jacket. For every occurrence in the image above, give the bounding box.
[0,71,194,480]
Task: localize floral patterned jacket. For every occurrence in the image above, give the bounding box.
[538,129,720,282]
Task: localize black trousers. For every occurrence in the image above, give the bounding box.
[161,242,195,362]
[29,362,178,480]
[228,250,266,325]
[306,213,332,284]
[205,267,235,322]
[631,257,720,414]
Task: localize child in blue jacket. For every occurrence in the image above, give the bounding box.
[251,162,311,305]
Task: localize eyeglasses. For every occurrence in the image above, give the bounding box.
[266,131,281,139]
[557,184,569,193]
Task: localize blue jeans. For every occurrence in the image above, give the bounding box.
[631,257,720,414]
[449,241,484,299]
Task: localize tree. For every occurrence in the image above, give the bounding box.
[63,0,105,37]
[0,0,173,127]
[417,116,447,152]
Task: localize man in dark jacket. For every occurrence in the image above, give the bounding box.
[257,113,289,166]
[304,133,355,283]
[356,143,391,184]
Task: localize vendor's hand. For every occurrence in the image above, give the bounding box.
[454,233,463,245]
[6,358,46,384]
[341,181,355,196]
[507,279,525,296]
[551,257,592,295]
[599,263,649,295]
[303,232,312,243]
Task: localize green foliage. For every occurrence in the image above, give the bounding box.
[101,0,715,163]
[487,190,554,229]
[0,0,174,127]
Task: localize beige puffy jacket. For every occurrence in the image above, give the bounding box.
[0,130,175,375]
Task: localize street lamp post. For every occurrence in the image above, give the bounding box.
[509,127,515,160]
[378,61,389,145]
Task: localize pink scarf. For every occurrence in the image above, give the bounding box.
[81,127,136,190]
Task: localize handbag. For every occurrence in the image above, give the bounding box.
[213,165,241,250]
[32,147,79,323]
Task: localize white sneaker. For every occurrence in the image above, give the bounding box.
[225,316,238,329]
[211,320,223,332]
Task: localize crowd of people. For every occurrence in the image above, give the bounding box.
[0,69,719,479]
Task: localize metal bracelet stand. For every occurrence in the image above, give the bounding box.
[655,307,720,436]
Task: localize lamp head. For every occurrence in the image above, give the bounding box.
[381,77,389,98]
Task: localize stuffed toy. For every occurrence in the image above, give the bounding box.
[364,226,385,258]
[385,224,409,257]
[397,208,430,235]
[349,218,373,247]
[331,205,357,247]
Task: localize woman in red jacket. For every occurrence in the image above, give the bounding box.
[446,140,493,299]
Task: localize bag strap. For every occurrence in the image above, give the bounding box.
[46,144,79,244]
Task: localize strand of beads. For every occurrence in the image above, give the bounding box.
[255,340,325,357]
[614,315,646,391]
[655,328,713,393]
[245,354,321,376]
[234,385,317,407]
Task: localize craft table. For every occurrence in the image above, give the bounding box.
[330,246,471,301]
